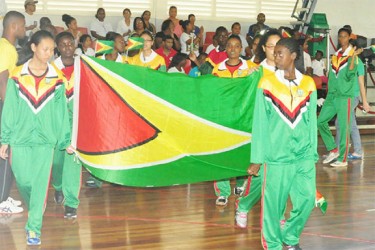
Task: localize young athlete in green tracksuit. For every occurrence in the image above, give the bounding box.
[0,30,72,246]
[248,38,317,250]
[318,27,361,167]
[51,32,81,219]
[234,29,281,228]
[211,35,261,224]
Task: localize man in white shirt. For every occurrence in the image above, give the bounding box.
[24,0,38,38]
[311,50,326,77]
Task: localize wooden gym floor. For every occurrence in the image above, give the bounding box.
[0,134,374,250]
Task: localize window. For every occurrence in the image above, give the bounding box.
[215,0,258,19]
[166,0,212,17]
[167,0,298,21]
[5,0,152,16]
[260,0,297,21]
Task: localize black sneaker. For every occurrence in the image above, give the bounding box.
[285,244,302,250]
[54,191,65,205]
[64,206,77,219]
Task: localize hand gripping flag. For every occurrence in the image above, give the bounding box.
[73,56,261,187]
[94,40,114,54]
[127,37,144,51]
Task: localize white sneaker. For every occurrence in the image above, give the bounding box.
[323,151,339,164]
[215,196,228,206]
[330,161,348,167]
[235,211,247,228]
[6,197,22,207]
[0,201,23,214]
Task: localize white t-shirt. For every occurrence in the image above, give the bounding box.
[180,32,199,56]
[116,18,133,41]
[74,47,95,57]
[99,53,124,63]
[168,66,185,74]
[311,59,326,77]
[205,44,216,54]
[90,19,113,39]
[303,51,312,71]
[24,12,38,37]
[238,34,247,56]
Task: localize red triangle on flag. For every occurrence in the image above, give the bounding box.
[95,42,103,52]
[76,60,160,155]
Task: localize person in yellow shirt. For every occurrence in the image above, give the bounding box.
[127,30,166,71]
[212,34,257,77]
[0,10,26,214]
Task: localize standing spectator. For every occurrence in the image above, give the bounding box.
[90,8,113,40]
[318,27,362,167]
[0,30,71,246]
[22,0,38,46]
[302,36,313,75]
[74,34,95,57]
[142,10,156,36]
[167,6,183,38]
[116,8,133,42]
[230,22,247,56]
[248,38,317,250]
[62,14,81,47]
[246,13,269,44]
[154,19,181,51]
[155,35,177,68]
[0,11,26,215]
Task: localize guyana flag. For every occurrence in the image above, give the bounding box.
[281,29,291,38]
[73,56,261,187]
[127,37,144,51]
[94,40,114,54]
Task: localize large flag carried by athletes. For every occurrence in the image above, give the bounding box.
[73,56,261,187]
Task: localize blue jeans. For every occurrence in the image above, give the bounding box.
[335,96,362,155]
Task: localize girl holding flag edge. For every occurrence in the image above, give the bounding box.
[52,31,82,219]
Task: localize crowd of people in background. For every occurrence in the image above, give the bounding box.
[0,0,371,249]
